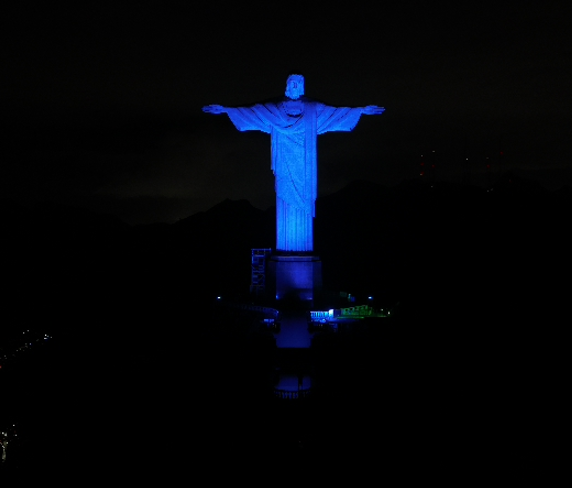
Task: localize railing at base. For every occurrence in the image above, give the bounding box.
[273,388,312,400]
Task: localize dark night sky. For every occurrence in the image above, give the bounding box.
[1,4,568,474]
[2,1,571,224]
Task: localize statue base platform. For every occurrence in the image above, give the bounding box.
[266,253,323,307]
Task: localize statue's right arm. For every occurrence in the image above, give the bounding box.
[202,104,227,115]
[209,103,270,133]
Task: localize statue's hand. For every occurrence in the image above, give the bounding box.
[202,104,226,114]
[363,105,385,115]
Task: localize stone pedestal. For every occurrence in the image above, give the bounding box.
[267,254,322,306]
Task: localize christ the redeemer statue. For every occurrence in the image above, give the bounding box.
[203,74,384,252]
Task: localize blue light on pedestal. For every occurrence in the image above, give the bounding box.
[267,254,323,303]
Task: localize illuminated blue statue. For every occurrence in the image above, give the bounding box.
[203,74,384,252]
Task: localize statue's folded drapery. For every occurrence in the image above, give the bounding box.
[226,99,364,251]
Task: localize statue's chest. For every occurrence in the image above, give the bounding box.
[283,100,304,117]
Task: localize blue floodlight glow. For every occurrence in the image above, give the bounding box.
[203,75,384,251]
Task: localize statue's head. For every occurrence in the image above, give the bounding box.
[285,74,304,100]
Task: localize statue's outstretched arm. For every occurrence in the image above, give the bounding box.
[202,104,227,114]
[362,106,385,115]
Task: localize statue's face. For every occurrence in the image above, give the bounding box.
[285,75,304,99]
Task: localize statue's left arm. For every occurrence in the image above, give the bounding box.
[362,105,385,115]
[317,104,385,134]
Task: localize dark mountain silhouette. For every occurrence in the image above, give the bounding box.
[2,173,569,331]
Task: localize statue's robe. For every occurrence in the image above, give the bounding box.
[226,97,364,252]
